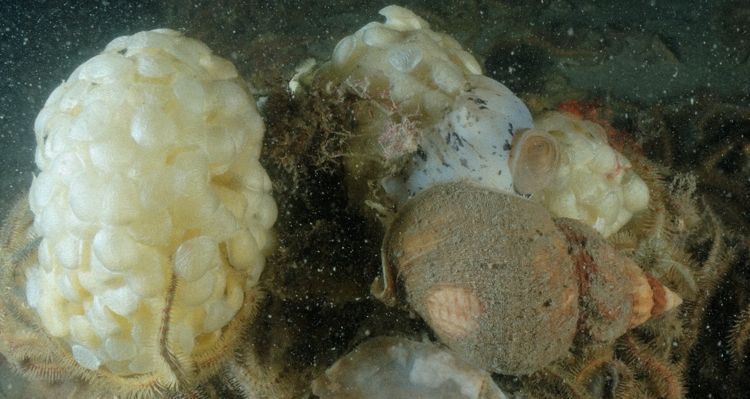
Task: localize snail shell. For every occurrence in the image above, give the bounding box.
[378,181,579,375]
[377,181,682,375]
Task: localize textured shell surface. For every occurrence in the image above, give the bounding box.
[381,182,681,376]
[424,285,484,340]
[383,182,578,375]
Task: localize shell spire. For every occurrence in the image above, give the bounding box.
[641,274,683,322]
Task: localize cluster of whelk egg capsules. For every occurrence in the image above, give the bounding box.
[3,28,276,394]
[0,5,674,398]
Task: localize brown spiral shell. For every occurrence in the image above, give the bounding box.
[377,181,682,375]
[379,181,579,375]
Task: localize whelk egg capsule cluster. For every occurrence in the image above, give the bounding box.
[320,5,534,206]
[24,29,276,385]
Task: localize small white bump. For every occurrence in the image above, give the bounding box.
[388,45,423,72]
[72,344,102,370]
[92,227,141,272]
[333,35,357,66]
[174,236,220,282]
[362,25,402,48]
[105,336,137,361]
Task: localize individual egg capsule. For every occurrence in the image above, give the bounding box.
[92,227,143,273]
[173,236,220,282]
[361,24,403,48]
